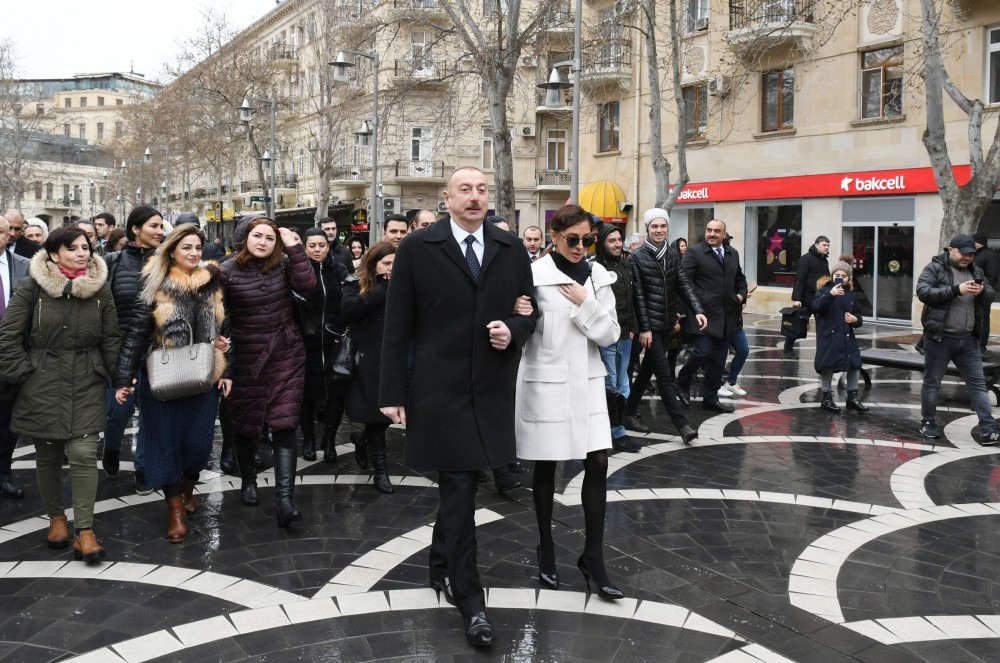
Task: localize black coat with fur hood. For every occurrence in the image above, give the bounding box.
[114,262,227,388]
[0,252,120,439]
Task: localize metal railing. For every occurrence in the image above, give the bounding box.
[331,165,368,181]
[583,39,632,71]
[729,0,815,30]
[393,59,450,80]
[393,0,441,8]
[536,170,571,186]
[266,45,298,62]
[394,160,447,178]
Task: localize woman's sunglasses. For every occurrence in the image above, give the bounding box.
[561,234,597,249]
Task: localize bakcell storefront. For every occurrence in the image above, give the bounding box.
[670,166,975,322]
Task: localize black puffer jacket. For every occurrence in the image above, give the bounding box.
[791,244,830,305]
[301,254,349,394]
[595,224,637,338]
[917,252,994,341]
[105,244,157,335]
[628,242,703,333]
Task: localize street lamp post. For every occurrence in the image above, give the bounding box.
[121,159,144,205]
[239,98,277,219]
[537,0,582,204]
[144,146,170,217]
[119,160,127,219]
[330,49,380,247]
[89,179,95,218]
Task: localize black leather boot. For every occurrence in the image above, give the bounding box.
[845,390,869,412]
[219,436,237,476]
[820,391,841,413]
[302,431,317,462]
[234,442,259,506]
[322,427,337,464]
[371,452,394,494]
[273,447,302,527]
[351,431,368,470]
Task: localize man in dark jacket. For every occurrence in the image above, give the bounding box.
[320,217,355,274]
[0,217,31,499]
[624,209,705,444]
[595,223,641,451]
[678,219,748,413]
[784,235,830,358]
[2,209,41,259]
[973,232,998,358]
[380,167,536,648]
[917,234,999,444]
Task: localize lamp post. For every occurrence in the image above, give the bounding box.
[144,146,170,217]
[239,98,277,219]
[537,0,582,204]
[118,160,127,219]
[121,158,144,204]
[89,179,95,218]
[330,49,380,247]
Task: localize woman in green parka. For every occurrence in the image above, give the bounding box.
[0,226,120,563]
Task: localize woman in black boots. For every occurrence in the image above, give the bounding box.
[342,241,396,494]
[299,228,350,463]
[220,218,316,527]
[812,258,867,414]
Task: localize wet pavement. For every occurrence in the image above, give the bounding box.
[1,314,1000,661]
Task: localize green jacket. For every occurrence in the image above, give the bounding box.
[0,251,120,440]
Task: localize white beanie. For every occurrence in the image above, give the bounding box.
[643,208,669,229]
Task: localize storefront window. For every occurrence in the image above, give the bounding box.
[746,203,802,287]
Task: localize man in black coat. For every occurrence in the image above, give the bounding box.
[677,219,748,413]
[973,232,998,358]
[2,209,40,259]
[380,167,536,648]
[784,235,830,358]
[0,217,31,499]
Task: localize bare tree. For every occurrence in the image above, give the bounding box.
[920,0,1000,246]
[0,39,51,209]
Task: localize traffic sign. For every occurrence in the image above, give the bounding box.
[250,196,272,202]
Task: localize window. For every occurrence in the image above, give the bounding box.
[599,101,620,152]
[63,123,70,137]
[34,184,42,200]
[861,46,903,119]
[481,128,495,170]
[412,32,430,71]
[746,203,803,288]
[97,122,104,140]
[64,98,71,108]
[62,184,70,201]
[46,183,53,200]
[686,0,709,32]
[682,85,708,142]
[547,129,567,170]
[80,97,87,108]
[115,121,124,138]
[411,127,432,160]
[97,96,105,106]
[35,103,44,115]
[79,123,86,140]
[988,26,1000,104]
[116,99,124,106]
[761,69,794,131]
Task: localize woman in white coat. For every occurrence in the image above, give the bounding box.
[515,205,623,600]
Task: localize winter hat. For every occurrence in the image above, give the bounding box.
[174,212,200,228]
[642,208,669,229]
[831,259,853,278]
[950,234,976,254]
[972,232,989,246]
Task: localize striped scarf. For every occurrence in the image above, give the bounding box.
[643,238,668,263]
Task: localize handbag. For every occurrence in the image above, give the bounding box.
[291,290,322,337]
[779,306,809,340]
[327,325,356,382]
[145,320,217,401]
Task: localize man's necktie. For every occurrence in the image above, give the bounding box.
[715,247,725,265]
[465,236,480,283]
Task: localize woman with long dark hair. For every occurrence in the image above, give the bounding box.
[299,228,350,463]
[114,225,230,543]
[349,238,365,272]
[514,205,624,599]
[342,240,396,494]
[221,217,315,527]
[0,226,120,562]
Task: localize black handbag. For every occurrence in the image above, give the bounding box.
[327,325,356,382]
[291,291,322,337]
[779,307,809,339]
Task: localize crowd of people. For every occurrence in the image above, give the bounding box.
[0,168,997,647]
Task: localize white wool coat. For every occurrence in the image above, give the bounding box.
[515,254,620,460]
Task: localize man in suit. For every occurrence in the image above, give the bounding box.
[0,217,32,498]
[677,219,748,413]
[2,210,40,259]
[523,225,543,261]
[380,167,536,648]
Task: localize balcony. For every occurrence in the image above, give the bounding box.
[45,198,73,209]
[391,0,450,23]
[542,11,574,40]
[727,0,816,55]
[536,169,571,190]
[580,39,632,96]
[392,59,450,89]
[536,88,574,114]
[331,165,371,186]
[266,45,298,69]
[393,160,448,183]
[239,175,298,194]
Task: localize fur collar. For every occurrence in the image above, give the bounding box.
[148,261,222,297]
[29,250,108,299]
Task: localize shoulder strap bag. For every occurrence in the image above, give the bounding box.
[145,318,217,401]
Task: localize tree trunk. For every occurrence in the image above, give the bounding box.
[646,0,688,210]
[488,87,515,223]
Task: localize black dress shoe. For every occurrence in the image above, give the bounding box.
[431,577,456,606]
[0,481,24,499]
[703,400,735,414]
[494,471,522,494]
[464,611,495,647]
[622,415,649,433]
[677,389,691,407]
[679,425,698,445]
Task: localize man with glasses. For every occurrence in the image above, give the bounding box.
[2,210,40,259]
[622,208,705,444]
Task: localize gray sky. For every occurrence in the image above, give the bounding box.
[3,0,275,81]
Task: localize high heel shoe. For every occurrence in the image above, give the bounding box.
[577,556,624,600]
[537,545,559,590]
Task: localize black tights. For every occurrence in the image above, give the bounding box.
[365,423,388,455]
[236,429,296,451]
[533,450,609,580]
[300,397,346,439]
[162,471,199,499]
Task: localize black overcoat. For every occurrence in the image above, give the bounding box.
[380,219,536,471]
[811,283,863,373]
[681,241,748,339]
[342,276,390,424]
[301,255,350,396]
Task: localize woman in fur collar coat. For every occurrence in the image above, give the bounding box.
[0,227,121,564]
[114,225,229,544]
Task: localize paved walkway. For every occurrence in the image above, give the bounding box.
[1,314,998,662]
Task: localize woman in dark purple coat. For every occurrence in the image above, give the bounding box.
[220,218,316,527]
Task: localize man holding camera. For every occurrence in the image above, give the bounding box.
[917,234,1000,444]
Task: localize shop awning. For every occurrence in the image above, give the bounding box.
[579,180,627,221]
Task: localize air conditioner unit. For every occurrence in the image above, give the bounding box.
[520,125,536,138]
[436,201,448,213]
[694,17,709,31]
[707,75,725,97]
[521,55,538,68]
[383,197,399,213]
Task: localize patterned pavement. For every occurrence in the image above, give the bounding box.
[1,314,1000,662]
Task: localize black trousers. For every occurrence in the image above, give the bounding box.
[980,300,993,351]
[678,334,729,401]
[429,470,484,616]
[0,399,15,475]
[625,329,688,430]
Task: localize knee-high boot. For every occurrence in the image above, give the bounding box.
[605,390,620,429]
[273,446,302,527]
[368,428,394,494]
[234,441,259,506]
